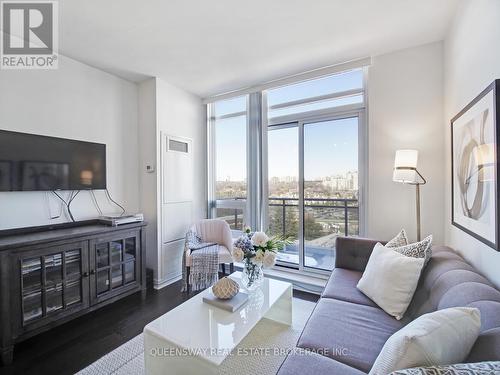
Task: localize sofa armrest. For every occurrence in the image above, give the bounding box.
[335,237,383,272]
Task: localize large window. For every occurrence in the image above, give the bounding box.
[208,96,248,230]
[208,64,366,274]
[215,115,247,200]
[267,69,364,120]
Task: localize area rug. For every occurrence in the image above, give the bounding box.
[76,298,315,375]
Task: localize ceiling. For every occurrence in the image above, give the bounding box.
[59,0,461,98]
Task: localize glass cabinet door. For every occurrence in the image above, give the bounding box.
[64,249,83,307]
[20,244,87,325]
[21,257,43,323]
[44,253,63,314]
[91,231,140,303]
[124,237,136,284]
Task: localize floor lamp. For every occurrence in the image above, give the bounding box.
[393,150,427,241]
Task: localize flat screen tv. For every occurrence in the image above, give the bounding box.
[0,130,106,191]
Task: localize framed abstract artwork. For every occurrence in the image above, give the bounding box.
[451,80,500,250]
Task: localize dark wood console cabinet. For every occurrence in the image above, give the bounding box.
[0,221,147,365]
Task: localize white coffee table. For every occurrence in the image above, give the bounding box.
[143,272,293,375]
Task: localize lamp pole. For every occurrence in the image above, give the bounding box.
[416,183,421,241]
[413,168,426,242]
[394,165,426,242]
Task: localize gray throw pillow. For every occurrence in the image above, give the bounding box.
[385,229,433,265]
[185,230,216,250]
[389,361,500,374]
[393,235,433,265]
[386,229,409,248]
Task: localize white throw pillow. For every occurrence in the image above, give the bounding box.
[370,307,481,375]
[357,243,425,320]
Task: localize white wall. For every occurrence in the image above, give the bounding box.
[367,42,445,244]
[0,55,139,229]
[444,0,500,288]
[138,78,158,274]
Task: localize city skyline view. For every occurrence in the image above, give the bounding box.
[216,117,359,182]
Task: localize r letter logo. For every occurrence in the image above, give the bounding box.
[1,1,58,69]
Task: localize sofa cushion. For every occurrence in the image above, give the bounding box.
[467,301,500,332]
[297,298,405,372]
[322,268,377,307]
[467,327,500,362]
[335,237,383,271]
[277,350,365,375]
[408,247,489,318]
[421,249,475,291]
[437,282,500,311]
[428,269,493,309]
[185,245,232,266]
[405,246,500,365]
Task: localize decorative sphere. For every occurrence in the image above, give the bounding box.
[212,277,239,299]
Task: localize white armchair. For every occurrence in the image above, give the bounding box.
[185,219,235,291]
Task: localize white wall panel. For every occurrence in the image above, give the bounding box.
[157,239,184,287]
[162,202,193,243]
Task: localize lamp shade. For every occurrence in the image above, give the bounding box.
[393,149,419,183]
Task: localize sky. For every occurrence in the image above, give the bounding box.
[216,117,358,181]
[215,70,362,181]
[267,118,358,180]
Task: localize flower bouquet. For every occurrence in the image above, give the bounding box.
[232,227,290,291]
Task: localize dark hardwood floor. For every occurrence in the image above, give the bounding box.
[2,278,319,375]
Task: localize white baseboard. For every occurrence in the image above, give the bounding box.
[154,274,182,290]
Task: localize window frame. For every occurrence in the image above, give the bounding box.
[207,95,250,234]
[207,65,369,277]
[264,110,367,276]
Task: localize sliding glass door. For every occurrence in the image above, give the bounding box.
[267,115,361,272]
[303,117,359,270]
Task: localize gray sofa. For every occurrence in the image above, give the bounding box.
[277,237,500,374]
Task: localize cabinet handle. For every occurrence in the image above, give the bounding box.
[90,270,96,275]
[82,272,89,278]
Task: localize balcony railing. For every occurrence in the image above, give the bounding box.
[215,196,359,271]
[215,197,359,237]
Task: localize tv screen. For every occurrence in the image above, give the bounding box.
[0,130,106,191]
